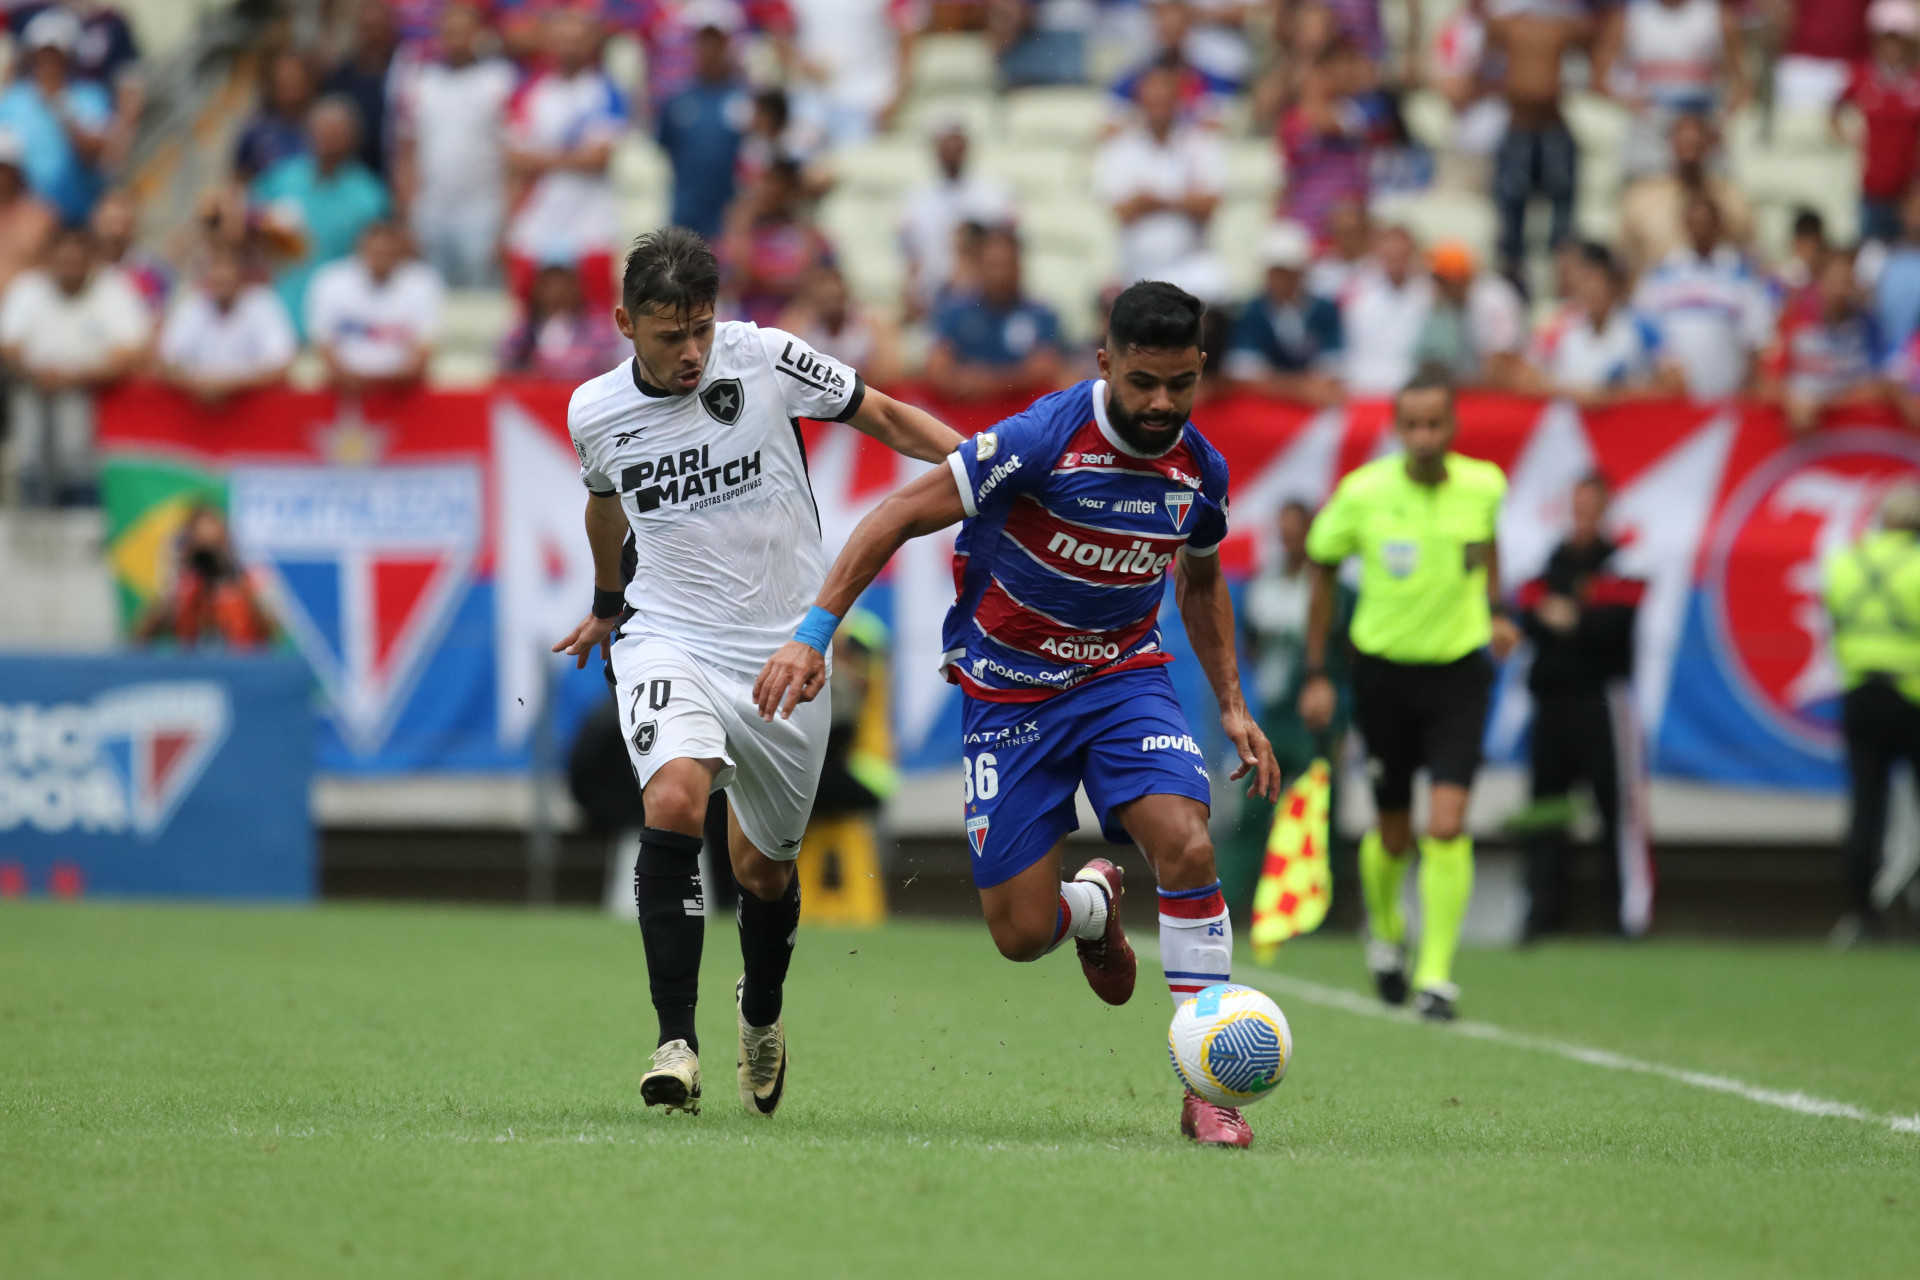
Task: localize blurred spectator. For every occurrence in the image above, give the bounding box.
[1601,0,1747,179]
[636,0,797,117]
[1764,249,1892,434]
[926,227,1066,400]
[1305,0,1421,77]
[735,88,831,197]
[1277,38,1378,239]
[1096,62,1228,300]
[504,6,626,316]
[1222,219,1345,403]
[37,1,145,163]
[1110,3,1238,123]
[989,0,1090,87]
[1487,0,1591,279]
[657,15,751,239]
[1619,111,1753,276]
[1530,241,1679,404]
[1776,0,1873,111]
[252,97,391,333]
[0,9,114,225]
[1429,0,1507,191]
[393,1,517,288]
[89,189,169,318]
[322,0,402,178]
[1770,206,1829,326]
[305,219,443,392]
[1871,185,1920,349]
[778,263,904,384]
[0,225,149,506]
[721,159,836,325]
[790,0,920,142]
[1413,238,1527,389]
[1839,1,1920,244]
[1367,90,1436,199]
[1341,224,1432,396]
[0,130,56,298]
[499,259,626,382]
[156,244,297,403]
[233,50,317,182]
[1633,195,1775,399]
[898,116,1014,319]
[1304,197,1371,300]
[133,505,275,650]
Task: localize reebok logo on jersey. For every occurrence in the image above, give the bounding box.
[1165,490,1194,529]
[976,453,1024,503]
[1141,732,1203,755]
[622,445,763,511]
[1044,530,1176,578]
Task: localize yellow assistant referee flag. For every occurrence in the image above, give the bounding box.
[1250,758,1333,962]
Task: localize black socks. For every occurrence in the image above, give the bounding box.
[634,826,705,1052]
[737,873,801,1028]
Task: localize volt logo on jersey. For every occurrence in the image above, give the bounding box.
[1164,490,1194,529]
[700,378,744,424]
[966,814,990,857]
[229,463,481,756]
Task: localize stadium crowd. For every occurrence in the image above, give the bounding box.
[0,0,1915,507]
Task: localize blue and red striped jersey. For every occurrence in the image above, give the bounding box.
[940,379,1230,703]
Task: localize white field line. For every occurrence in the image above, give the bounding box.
[1133,943,1920,1135]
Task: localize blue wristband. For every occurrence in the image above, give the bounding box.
[792,605,841,655]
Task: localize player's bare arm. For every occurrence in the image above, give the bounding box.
[1174,547,1281,801]
[1485,536,1520,660]
[752,462,969,720]
[1299,560,1340,731]
[550,490,629,669]
[844,388,964,463]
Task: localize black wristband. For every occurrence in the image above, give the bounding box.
[592,587,625,619]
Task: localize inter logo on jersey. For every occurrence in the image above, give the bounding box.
[1164,490,1194,530]
[700,378,744,424]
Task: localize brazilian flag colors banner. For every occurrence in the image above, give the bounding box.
[98,384,1920,788]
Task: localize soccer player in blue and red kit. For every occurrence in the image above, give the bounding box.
[753,282,1282,1146]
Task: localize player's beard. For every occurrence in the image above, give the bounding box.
[1105,394,1185,457]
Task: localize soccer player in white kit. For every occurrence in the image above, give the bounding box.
[553,228,961,1117]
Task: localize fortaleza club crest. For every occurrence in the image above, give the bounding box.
[0,681,231,839]
[1164,490,1194,530]
[966,814,990,857]
[700,378,743,425]
[1707,430,1920,750]
[228,463,481,756]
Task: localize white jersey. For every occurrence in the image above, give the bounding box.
[568,321,864,675]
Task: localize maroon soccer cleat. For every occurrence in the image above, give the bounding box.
[1180,1090,1253,1148]
[1072,857,1136,1006]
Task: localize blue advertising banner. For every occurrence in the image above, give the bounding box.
[0,654,315,899]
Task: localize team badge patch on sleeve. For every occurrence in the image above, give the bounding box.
[633,721,658,754]
[1164,490,1194,530]
[700,378,744,424]
[966,815,990,857]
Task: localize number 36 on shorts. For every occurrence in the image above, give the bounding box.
[962,752,999,803]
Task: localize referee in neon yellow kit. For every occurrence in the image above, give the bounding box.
[1298,368,1517,1021]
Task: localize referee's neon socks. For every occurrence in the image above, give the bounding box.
[1358,830,1410,946]
[1414,834,1474,992]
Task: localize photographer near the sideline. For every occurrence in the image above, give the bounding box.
[133,504,275,650]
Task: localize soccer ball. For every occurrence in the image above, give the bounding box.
[1168,983,1292,1108]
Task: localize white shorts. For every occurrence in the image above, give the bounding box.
[610,634,831,861]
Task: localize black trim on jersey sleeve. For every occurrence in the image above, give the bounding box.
[585,482,617,497]
[830,374,867,423]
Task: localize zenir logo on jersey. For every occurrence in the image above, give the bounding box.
[1164,490,1195,530]
[700,378,744,424]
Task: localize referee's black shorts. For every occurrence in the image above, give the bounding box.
[1349,649,1495,813]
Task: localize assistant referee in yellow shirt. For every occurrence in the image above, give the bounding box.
[1299,369,1517,1021]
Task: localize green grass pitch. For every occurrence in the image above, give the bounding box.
[3,902,1917,1278]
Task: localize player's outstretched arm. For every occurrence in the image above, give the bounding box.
[843,387,965,463]
[753,462,970,721]
[551,492,630,669]
[1175,548,1282,801]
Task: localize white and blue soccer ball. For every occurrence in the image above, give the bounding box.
[1168,983,1293,1108]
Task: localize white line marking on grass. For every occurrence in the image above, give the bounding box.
[1135,943,1920,1134]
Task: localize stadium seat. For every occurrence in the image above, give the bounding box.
[1401,90,1455,154]
[910,34,997,97]
[439,290,519,358]
[975,143,1088,201]
[1225,139,1281,202]
[1371,189,1498,263]
[833,136,935,199]
[1563,93,1630,154]
[429,350,498,388]
[1024,250,1102,342]
[819,193,904,305]
[1003,87,1114,148]
[1213,197,1275,297]
[896,95,998,141]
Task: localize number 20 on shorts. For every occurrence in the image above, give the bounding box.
[963,752,999,803]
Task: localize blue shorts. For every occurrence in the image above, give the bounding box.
[959,665,1214,888]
